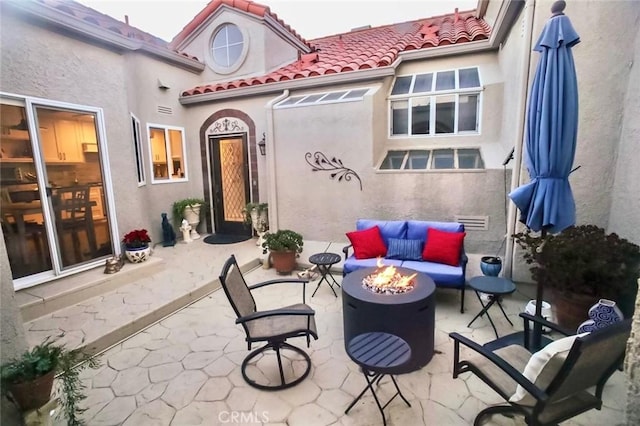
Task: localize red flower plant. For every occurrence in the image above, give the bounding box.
[122,229,151,249]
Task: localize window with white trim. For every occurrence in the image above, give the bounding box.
[379,148,484,170]
[147,124,187,183]
[389,67,482,136]
[131,114,145,186]
[275,88,369,108]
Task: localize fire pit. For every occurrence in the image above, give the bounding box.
[342,266,436,373]
[362,260,417,294]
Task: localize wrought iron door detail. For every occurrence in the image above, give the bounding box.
[305,151,362,191]
[209,118,245,134]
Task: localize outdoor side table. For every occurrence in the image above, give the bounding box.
[309,252,341,297]
[467,276,516,338]
[344,332,412,426]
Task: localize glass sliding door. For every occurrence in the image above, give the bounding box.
[0,103,51,279]
[1,95,114,287]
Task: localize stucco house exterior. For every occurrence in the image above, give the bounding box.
[1,0,639,421]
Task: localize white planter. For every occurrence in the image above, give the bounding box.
[125,246,151,263]
[250,209,269,246]
[183,204,201,239]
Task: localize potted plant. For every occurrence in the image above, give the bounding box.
[1,336,99,425]
[172,198,206,239]
[262,229,303,274]
[480,256,502,277]
[243,202,269,245]
[122,228,151,263]
[514,225,640,329]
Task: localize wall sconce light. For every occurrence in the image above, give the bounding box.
[258,133,266,156]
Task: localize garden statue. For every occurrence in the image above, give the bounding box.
[161,213,176,247]
[180,219,192,243]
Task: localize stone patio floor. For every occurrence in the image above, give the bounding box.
[68,259,626,425]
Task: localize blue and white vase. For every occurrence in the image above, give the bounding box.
[125,245,151,263]
[577,299,624,333]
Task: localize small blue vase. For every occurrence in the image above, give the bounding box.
[480,256,502,277]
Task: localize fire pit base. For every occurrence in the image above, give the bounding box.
[342,267,436,373]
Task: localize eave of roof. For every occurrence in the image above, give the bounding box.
[2,0,205,72]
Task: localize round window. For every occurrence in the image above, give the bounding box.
[211,24,244,68]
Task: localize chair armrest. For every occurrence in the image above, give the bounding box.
[343,244,353,261]
[237,306,315,324]
[519,312,573,336]
[449,332,548,403]
[248,278,308,290]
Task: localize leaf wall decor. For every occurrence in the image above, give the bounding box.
[304,151,362,191]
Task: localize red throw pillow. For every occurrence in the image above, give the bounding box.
[346,226,387,259]
[422,228,466,266]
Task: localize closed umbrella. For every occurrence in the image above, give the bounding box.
[509,0,580,348]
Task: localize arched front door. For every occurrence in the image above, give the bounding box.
[209,134,251,235]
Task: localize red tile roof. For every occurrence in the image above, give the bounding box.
[181,9,491,97]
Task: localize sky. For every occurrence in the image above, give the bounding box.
[78,0,478,42]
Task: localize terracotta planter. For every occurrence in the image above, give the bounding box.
[269,250,297,274]
[7,370,55,411]
[547,287,599,331]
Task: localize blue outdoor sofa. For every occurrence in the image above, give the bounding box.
[342,219,468,312]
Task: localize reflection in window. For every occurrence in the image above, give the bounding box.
[379,148,483,170]
[148,124,187,183]
[389,67,481,136]
[212,24,243,68]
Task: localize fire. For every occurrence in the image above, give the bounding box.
[362,258,417,294]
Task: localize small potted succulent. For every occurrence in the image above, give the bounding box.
[1,335,99,425]
[122,228,151,263]
[262,229,303,274]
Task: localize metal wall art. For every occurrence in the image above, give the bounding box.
[209,118,244,134]
[305,151,362,190]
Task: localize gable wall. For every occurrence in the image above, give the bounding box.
[175,8,299,85]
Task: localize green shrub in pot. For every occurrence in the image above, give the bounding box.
[1,335,100,425]
[514,225,640,324]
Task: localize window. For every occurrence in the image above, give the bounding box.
[389,67,482,136]
[275,88,370,108]
[131,114,145,186]
[212,24,243,68]
[379,148,484,170]
[147,124,187,183]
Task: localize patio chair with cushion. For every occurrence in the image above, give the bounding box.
[219,254,318,390]
[449,313,631,426]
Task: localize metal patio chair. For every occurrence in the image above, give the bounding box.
[449,313,631,426]
[219,254,318,390]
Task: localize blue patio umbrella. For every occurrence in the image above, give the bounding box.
[509,1,580,347]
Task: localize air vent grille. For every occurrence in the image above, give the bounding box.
[454,215,489,231]
[157,106,173,115]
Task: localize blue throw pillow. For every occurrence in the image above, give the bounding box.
[387,238,423,261]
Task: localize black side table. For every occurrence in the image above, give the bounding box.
[344,332,412,426]
[467,276,516,338]
[308,252,341,297]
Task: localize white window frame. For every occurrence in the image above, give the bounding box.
[147,123,188,184]
[378,148,484,171]
[130,113,145,187]
[274,88,370,109]
[388,67,483,137]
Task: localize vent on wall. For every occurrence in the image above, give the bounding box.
[157,106,173,115]
[454,215,489,231]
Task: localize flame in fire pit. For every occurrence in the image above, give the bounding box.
[362,258,417,294]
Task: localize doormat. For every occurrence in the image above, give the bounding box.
[203,234,252,245]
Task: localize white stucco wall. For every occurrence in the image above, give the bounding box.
[270,82,508,253]
[608,12,640,246]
